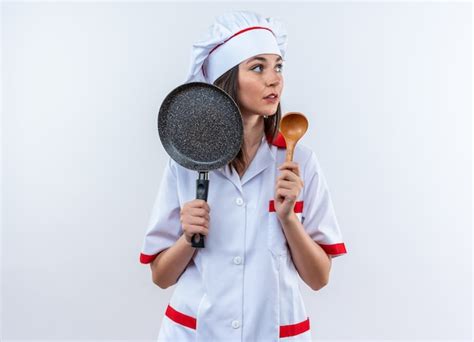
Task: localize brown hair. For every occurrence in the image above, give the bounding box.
[213,64,281,175]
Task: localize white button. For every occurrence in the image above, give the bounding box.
[231,320,240,329]
[235,197,244,206]
[233,256,242,265]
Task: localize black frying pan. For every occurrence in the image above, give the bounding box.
[157,82,243,248]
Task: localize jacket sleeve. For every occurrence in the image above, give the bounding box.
[139,157,182,264]
[302,151,347,258]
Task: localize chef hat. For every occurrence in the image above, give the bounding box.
[185,10,288,84]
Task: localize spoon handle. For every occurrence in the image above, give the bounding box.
[285,142,296,161]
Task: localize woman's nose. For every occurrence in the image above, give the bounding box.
[265,70,281,87]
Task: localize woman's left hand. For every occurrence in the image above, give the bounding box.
[274,161,304,222]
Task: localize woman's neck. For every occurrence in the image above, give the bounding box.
[241,114,264,150]
[234,113,265,178]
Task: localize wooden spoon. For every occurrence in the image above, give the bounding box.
[280,112,309,161]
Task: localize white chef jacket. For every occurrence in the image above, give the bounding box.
[140,132,347,341]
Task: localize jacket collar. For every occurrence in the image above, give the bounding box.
[215,132,286,193]
[266,131,287,149]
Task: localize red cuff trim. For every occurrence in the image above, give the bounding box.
[318,242,347,255]
[139,252,159,264]
[269,200,304,213]
[266,131,287,148]
[165,304,197,330]
[280,317,310,338]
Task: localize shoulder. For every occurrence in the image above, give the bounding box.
[166,157,193,178]
[294,142,314,165]
[296,143,322,181]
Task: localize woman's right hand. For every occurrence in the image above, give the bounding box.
[180,199,211,245]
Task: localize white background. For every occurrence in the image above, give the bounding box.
[2,1,472,341]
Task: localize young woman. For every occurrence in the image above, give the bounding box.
[140,10,347,341]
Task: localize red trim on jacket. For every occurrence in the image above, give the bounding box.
[319,242,347,256]
[140,253,158,264]
[280,317,310,338]
[268,201,347,256]
[165,304,197,330]
[165,304,310,337]
[269,200,304,213]
[140,250,167,264]
[266,131,287,148]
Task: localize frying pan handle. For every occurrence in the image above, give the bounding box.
[192,172,209,248]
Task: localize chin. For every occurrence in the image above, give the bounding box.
[260,105,279,114]
[264,108,279,116]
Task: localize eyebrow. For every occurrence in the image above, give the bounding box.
[246,56,283,64]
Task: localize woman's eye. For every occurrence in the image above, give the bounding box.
[250,64,284,73]
[251,64,263,72]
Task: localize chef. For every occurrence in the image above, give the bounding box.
[140,10,347,341]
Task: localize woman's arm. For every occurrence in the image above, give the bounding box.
[150,235,196,289]
[280,214,332,291]
[150,199,210,289]
[274,160,332,291]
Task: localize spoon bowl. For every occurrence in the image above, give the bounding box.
[280,112,309,161]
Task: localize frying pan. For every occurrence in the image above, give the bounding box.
[157,82,243,248]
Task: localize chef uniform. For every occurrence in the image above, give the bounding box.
[140,11,347,341]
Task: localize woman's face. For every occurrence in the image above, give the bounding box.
[237,53,284,118]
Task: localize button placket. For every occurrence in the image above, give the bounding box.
[230,195,244,333]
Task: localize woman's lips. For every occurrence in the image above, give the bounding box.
[263,96,278,103]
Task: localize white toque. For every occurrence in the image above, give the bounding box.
[185,10,288,84]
